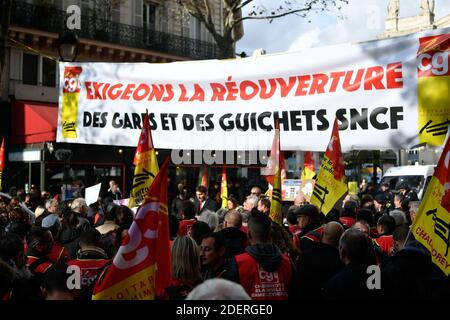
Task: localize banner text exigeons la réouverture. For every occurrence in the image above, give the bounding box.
[57,29,450,151]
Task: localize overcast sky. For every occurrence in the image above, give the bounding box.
[236,0,450,55]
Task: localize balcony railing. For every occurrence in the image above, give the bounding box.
[10,0,219,60]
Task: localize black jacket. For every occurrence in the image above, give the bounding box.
[322,262,379,300]
[381,241,450,299]
[297,242,344,299]
[193,197,218,215]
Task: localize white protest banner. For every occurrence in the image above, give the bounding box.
[57,28,450,151]
[85,183,101,206]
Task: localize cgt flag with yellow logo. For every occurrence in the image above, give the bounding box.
[301,151,315,181]
[61,66,82,138]
[411,130,450,275]
[0,138,4,192]
[93,157,171,299]
[310,118,347,215]
[262,123,282,225]
[417,34,450,147]
[128,113,159,208]
[220,167,228,208]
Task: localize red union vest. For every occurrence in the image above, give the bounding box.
[235,252,292,300]
[374,235,394,256]
[27,255,53,274]
[68,258,111,291]
[48,244,70,263]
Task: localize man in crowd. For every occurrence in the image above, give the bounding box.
[194,185,218,215]
[243,195,258,212]
[234,214,298,300]
[257,197,271,216]
[200,232,238,282]
[297,221,344,299]
[68,229,110,299]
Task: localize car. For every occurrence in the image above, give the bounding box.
[379,165,436,200]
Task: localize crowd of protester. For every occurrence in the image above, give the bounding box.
[1,178,449,301]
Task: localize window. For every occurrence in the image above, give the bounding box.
[42,57,56,87]
[21,53,57,87]
[143,2,156,30]
[191,16,202,40]
[22,53,38,85]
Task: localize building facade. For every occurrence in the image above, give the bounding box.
[378,0,450,166]
[0,0,225,196]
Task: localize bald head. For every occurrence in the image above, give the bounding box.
[322,222,344,248]
[224,210,242,228]
[294,193,307,206]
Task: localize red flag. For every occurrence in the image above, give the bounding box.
[262,122,284,185]
[411,130,450,275]
[434,132,450,212]
[326,119,345,180]
[133,112,154,165]
[199,164,208,188]
[93,157,171,300]
[310,118,347,215]
[0,138,4,170]
[301,151,315,180]
[129,112,159,208]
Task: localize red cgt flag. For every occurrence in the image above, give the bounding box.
[325,119,345,180]
[93,157,171,300]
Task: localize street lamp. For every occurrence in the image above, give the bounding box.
[57,30,80,62]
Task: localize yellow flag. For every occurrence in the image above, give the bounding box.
[411,131,450,275]
[61,66,82,139]
[129,113,159,208]
[220,167,228,208]
[310,119,348,215]
[262,124,282,225]
[417,34,450,146]
[270,166,282,225]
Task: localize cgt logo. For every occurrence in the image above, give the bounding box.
[258,267,279,283]
[418,51,450,76]
[63,66,83,93]
[417,35,450,77]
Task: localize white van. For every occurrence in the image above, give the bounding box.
[379,165,436,200]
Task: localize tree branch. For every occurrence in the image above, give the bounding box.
[238,6,314,23]
[236,0,254,11]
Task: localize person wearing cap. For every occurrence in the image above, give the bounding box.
[293,204,323,253]
[34,206,47,227]
[398,183,419,201]
[380,182,394,208]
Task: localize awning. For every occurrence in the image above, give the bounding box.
[11,100,58,144]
